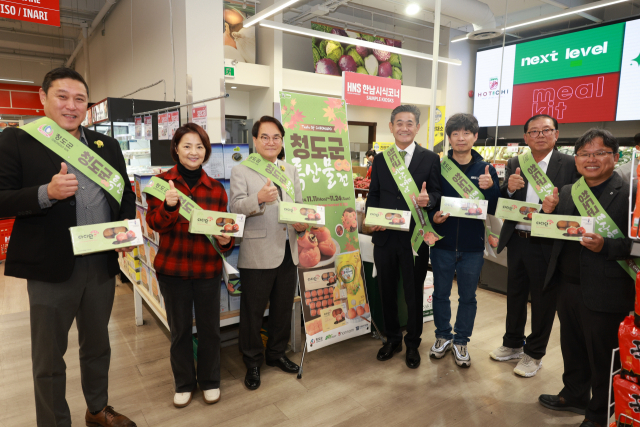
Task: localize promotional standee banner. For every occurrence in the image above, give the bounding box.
[311,22,402,83]
[223,1,256,64]
[427,106,446,153]
[280,91,371,351]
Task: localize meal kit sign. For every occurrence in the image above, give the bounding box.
[280,91,371,352]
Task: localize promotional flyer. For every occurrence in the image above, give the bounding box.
[281,90,371,351]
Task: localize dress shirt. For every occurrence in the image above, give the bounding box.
[510,149,553,231]
[397,141,416,167]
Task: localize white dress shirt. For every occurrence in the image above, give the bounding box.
[510,149,553,231]
[398,141,416,167]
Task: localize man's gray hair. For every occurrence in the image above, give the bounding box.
[390,105,421,124]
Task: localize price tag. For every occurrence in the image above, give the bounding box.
[493,163,505,179]
[507,143,519,153]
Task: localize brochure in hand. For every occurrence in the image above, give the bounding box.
[440,196,488,220]
[188,211,246,238]
[70,219,144,255]
[494,198,542,222]
[364,207,411,231]
[278,202,326,226]
[530,214,595,241]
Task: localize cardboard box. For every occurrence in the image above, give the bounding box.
[220,283,229,313]
[147,239,159,270]
[229,294,241,312]
[136,205,147,240]
[531,214,594,241]
[126,256,141,271]
[138,237,148,264]
[140,262,150,289]
[148,268,160,303]
[125,246,139,259]
[134,174,154,207]
[494,198,542,222]
[278,202,326,226]
[440,196,488,220]
[189,211,246,238]
[364,207,411,231]
[127,264,140,283]
[70,219,144,256]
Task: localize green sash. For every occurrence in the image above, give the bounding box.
[241,154,295,201]
[440,157,485,201]
[518,151,554,201]
[571,177,640,279]
[142,176,238,274]
[21,117,125,204]
[382,144,441,252]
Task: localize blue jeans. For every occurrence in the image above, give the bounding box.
[430,248,484,344]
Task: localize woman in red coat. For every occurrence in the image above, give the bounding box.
[146,123,234,408]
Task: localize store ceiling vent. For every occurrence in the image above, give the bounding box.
[467,28,504,40]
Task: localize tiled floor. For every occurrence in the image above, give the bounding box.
[0,262,588,426]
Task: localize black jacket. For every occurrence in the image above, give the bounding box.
[431,150,501,252]
[543,174,634,313]
[497,149,579,258]
[365,142,442,248]
[0,125,135,282]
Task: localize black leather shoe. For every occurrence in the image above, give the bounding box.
[244,367,260,390]
[406,347,421,369]
[377,341,402,361]
[266,356,299,374]
[579,419,601,427]
[538,394,586,415]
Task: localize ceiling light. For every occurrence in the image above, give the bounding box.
[451,35,468,43]
[243,0,301,28]
[505,0,628,30]
[259,19,462,65]
[405,3,421,15]
[0,78,34,83]
[231,86,237,89]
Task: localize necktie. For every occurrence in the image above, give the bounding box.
[399,151,407,163]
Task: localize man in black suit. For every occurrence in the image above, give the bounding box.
[365,104,442,369]
[490,114,578,378]
[0,69,137,427]
[538,129,634,427]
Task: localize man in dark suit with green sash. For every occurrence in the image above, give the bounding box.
[0,68,137,427]
[538,129,636,427]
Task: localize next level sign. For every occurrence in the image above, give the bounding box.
[0,0,60,27]
[342,71,401,109]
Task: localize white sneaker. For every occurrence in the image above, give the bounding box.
[203,388,221,404]
[173,391,192,408]
[429,338,452,359]
[514,354,542,377]
[489,345,524,361]
[453,343,471,368]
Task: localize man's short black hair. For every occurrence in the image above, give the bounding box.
[42,67,89,96]
[574,128,618,155]
[252,115,285,139]
[524,114,558,133]
[390,105,421,124]
[365,149,376,158]
[445,113,479,138]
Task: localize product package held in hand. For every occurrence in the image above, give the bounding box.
[440,196,488,220]
[530,214,594,241]
[364,207,411,231]
[70,219,144,255]
[189,210,246,238]
[494,198,542,222]
[278,202,325,226]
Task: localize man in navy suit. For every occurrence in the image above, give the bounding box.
[365,105,442,369]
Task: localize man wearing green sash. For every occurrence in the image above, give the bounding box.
[366,105,442,369]
[427,113,500,368]
[0,68,137,427]
[490,114,578,379]
[539,129,634,427]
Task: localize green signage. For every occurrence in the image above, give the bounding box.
[224,66,235,77]
[514,23,625,84]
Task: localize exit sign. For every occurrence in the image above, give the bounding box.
[224,67,235,78]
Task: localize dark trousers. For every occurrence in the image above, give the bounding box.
[239,244,297,369]
[503,234,558,359]
[27,254,114,427]
[373,235,429,348]
[557,281,627,426]
[158,274,221,393]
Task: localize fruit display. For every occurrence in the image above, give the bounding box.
[354,176,370,189]
[311,22,402,83]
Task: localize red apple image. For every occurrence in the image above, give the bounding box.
[476,208,483,214]
[116,232,128,242]
[577,227,586,234]
[315,213,321,221]
[232,224,240,232]
[392,217,400,224]
[224,223,233,231]
[308,213,316,220]
[469,207,477,214]
[126,230,136,239]
[567,227,578,235]
[399,218,406,224]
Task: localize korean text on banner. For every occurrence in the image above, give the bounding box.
[427,106,446,152]
[281,91,371,352]
[144,116,152,140]
[192,105,207,131]
[342,71,401,109]
[0,0,60,27]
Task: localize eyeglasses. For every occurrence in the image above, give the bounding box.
[260,135,282,144]
[526,128,556,137]
[575,151,615,159]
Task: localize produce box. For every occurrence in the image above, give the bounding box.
[126,256,141,271]
[136,205,147,239]
[125,246,139,259]
[278,202,326,226]
[364,207,410,231]
[134,174,154,207]
[148,268,160,303]
[70,219,144,255]
[189,210,246,237]
[530,214,594,241]
[440,196,488,220]
[494,198,542,222]
[140,263,150,289]
[127,265,140,283]
[138,237,148,264]
[147,239,159,269]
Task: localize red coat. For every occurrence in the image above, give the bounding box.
[146,165,234,279]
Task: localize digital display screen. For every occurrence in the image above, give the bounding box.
[474,18,640,126]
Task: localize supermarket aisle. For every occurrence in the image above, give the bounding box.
[0,262,583,427]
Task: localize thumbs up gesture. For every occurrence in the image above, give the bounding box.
[417,182,430,208]
[542,187,559,214]
[47,162,79,200]
[257,178,278,204]
[507,167,526,193]
[478,165,493,190]
[165,180,179,207]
